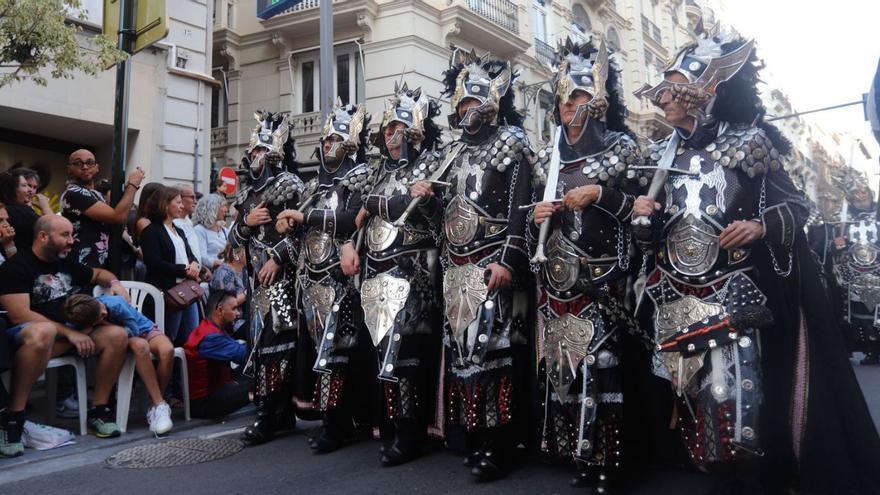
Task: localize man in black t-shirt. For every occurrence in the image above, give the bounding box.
[0,215,132,457]
[60,149,144,268]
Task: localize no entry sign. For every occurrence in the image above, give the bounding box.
[218,167,239,195]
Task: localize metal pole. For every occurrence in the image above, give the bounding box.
[319,0,334,120]
[766,99,864,122]
[108,0,135,275]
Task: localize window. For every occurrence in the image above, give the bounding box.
[532,0,548,43]
[641,14,650,33]
[538,90,554,143]
[572,4,591,36]
[211,71,228,128]
[607,27,621,53]
[301,61,315,113]
[296,45,362,113]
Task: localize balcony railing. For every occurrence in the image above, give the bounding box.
[467,0,518,34]
[281,0,321,14]
[291,112,323,137]
[534,38,554,67]
[211,127,228,150]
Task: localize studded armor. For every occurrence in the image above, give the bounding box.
[641,121,809,468]
[833,211,880,353]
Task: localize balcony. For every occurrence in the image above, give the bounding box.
[211,127,228,154]
[534,38,554,67]
[260,0,377,41]
[281,0,321,13]
[467,0,518,34]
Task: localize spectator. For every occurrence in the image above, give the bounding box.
[208,243,247,335]
[132,182,164,244]
[0,215,131,456]
[184,290,250,419]
[0,203,17,264]
[193,193,230,270]
[64,294,174,434]
[60,149,145,267]
[172,183,204,267]
[0,168,52,254]
[139,186,206,345]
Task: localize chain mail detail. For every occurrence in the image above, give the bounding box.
[262,171,306,206]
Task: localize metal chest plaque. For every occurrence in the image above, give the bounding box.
[302,283,335,345]
[544,232,580,292]
[361,273,411,346]
[666,216,720,276]
[443,263,489,345]
[851,243,879,266]
[366,216,399,252]
[852,273,880,309]
[543,313,594,397]
[443,195,479,247]
[305,230,334,265]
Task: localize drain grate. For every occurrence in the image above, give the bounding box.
[106,437,244,469]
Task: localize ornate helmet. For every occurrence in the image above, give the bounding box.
[634,30,754,113]
[247,111,293,160]
[442,49,515,132]
[321,97,369,161]
[551,36,610,126]
[832,165,874,206]
[373,81,442,156]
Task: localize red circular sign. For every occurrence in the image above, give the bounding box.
[218,167,238,195]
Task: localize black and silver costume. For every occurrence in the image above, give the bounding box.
[230,111,305,445]
[359,83,445,465]
[530,38,647,493]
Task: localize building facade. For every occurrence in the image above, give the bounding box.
[210,0,713,170]
[0,0,217,199]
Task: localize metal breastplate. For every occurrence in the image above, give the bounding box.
[305,230,334,265]
[545,232,581,292]
[666,216,720,277]
[361,273,411,346]
[444,195,480,247]
[543,313,595,398]
[366,216,399,253]
[443,263,489,345]
[850,242,880,266]
[302,283,335,345]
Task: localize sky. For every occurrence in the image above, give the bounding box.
[720,0,880,176]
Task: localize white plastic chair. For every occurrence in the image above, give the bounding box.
[1,356,88,435]
[94,282,190,432]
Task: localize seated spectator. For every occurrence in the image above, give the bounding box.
[193,193,230,270]
[64,294,174,435]
[0,168,52,255]
[184,290,250,419]
[0,203,17,264]
[0,215,131,457]
[172,183,204,267]
[208,243,247,335]
[61,149,144,267]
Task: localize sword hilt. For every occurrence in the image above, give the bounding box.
[531,221,551,264]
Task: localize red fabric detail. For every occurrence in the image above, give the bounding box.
[183,320,233,400]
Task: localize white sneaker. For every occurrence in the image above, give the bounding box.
[147,402,173,435]
[56,395,80,419]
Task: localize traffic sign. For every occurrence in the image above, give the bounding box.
[104,0,169,55]
[257,0,305,20]
[218,167,239,195]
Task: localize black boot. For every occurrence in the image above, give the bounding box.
[381,419,424,467]
[861,347,880,365]
[470,430,513,482]
[243,399,276,445]
[570,462,597,488]
[311,410,351,454]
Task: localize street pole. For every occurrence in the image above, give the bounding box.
[108,0,134,275]
[319,0,334,120]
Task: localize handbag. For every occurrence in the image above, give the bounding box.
[164,279,204,311]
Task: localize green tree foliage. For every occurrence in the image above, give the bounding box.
[0,0,126,88]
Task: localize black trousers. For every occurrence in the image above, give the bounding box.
[191,381,251,419]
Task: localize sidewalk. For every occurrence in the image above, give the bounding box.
[0,401,257,484]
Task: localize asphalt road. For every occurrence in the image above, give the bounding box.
[3,358,879,495]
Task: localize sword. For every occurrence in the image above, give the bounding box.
[392,142,465,227]
[838,198,849,238]
[631,131,682,228]
[531,126,563,264]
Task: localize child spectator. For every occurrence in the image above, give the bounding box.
[64,294,174,434]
